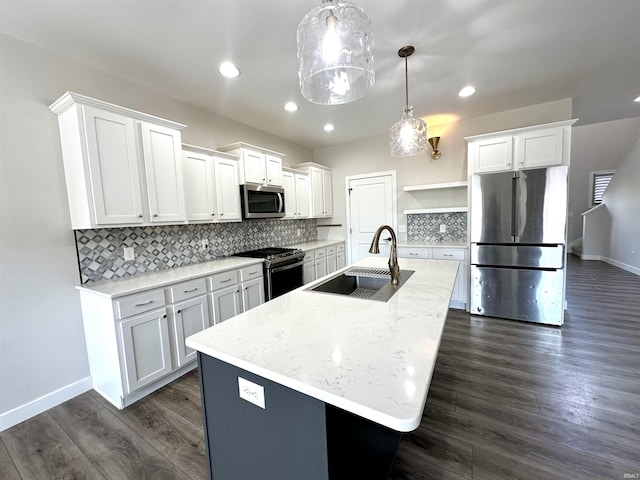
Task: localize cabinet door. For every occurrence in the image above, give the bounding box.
[265,155,283,186]
[322,169,333,216]
[120,308,172,393]
[314,258,327,279]
[213,156,242,221]
[139,122,186,223]
[242,149,266,184]
[211,285,241,325]
[82,105,144,225]
[303,260,315,284]
[515,127,564,169]
[326,254,337,274]
[471,136,514,174]
[183,151,216,222]
[281,170,296,219]
[295,174,310,217]
[241,277,265,312]
[171,295,210,367]
[336,252,346,270]
[310,168,324,217]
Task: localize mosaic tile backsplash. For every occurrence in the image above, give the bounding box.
[75,219,317,284]
[407,212,467,243]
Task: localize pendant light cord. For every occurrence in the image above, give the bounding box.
[404,56,409,108]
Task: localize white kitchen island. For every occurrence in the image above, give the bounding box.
[186,256,459,480]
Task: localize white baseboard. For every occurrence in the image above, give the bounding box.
[0,377,92,432]
[580,254,602,260]
[603,256,640,276]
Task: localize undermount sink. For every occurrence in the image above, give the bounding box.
[306,267,415,302]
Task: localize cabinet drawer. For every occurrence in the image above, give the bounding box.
[314,248,326,259]
[116,289,166,319]
[337,243,345,252]
[326,245,337,255]
[397,247,428,259]
[208,270,239,291]
[167,278,207,303]
[240,264,263,282]
[432,248,466,261]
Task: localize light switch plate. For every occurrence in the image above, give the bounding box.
[238,377,265,409]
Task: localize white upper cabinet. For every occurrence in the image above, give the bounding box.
[50,92,187,229]
[182,145,241,223]
[281,168,310,219]
[466,120,576,175]
[292,162,333,218]
[218,142,284,186]
[139,122,185,223]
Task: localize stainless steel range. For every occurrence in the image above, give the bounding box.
[235,247,305,301]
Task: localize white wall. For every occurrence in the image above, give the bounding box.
[314,99,573,243]
[567,117,640,243]
[604,127,640,273]
[0,34,312,430]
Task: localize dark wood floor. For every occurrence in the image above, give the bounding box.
[2,256,639,479]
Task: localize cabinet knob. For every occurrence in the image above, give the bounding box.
[153,213,158,218]
[177,309,182,314]
[163,314,167,318]
[211,213,216,216]
[220,213,224,216]
[138,214,143,218]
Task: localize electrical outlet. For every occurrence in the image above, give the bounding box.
[201,238,209,250]
[398,224,407,233]
[238,377,265,409]
[123,246,135,261]
[440,224,447,233]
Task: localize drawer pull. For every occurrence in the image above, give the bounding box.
[183,287,199,293]
[443,254,454,257]
[221,278,232,283]
[409,253,419,256]
[134,300,154,307]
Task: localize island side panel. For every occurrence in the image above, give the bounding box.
[326,404,403,480]
[198,353,329,480]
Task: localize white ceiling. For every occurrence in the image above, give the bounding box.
[1,0,639,149]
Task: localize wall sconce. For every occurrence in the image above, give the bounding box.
[428,137,441,160]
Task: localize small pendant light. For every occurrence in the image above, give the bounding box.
[389,46,428,157]
[297,0,375,105]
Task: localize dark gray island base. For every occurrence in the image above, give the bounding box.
[198,353,403,480]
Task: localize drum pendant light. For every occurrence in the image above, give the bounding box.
[297,0,375,105]
[389,46,428,157]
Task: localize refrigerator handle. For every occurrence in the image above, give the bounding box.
[511,174,518,241]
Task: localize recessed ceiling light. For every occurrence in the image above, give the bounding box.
[219,61,240,78]
[458,85,476,98]
[284,102,298,112]
[323,123,335,132]
[634,95,640,102]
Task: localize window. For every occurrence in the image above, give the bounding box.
[589,170,615,206]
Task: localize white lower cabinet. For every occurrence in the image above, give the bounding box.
[336,243,346,270]
[78,261,263,409]
[210,284,242,325]
[398,246,468,310]
[119,307,172,394]
[170,295,210,367]
[303,255,315,284]
[314,248,328,279]
[302,242,346,284]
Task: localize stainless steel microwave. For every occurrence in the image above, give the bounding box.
[240,184,285,219]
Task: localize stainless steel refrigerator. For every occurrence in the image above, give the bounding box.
[469,166,568,325]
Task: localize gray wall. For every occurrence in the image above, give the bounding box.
[604,128,640,271]
[0,34,312,428]
[567,117,640,244]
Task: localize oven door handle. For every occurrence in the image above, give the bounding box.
[271,260,304,274]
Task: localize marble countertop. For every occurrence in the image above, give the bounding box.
[398,241,468,248]
[76,257,264,298]
[186,256,459,432]
[288,239,345,252]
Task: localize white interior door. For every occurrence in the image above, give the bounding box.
[347,172,396,263]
